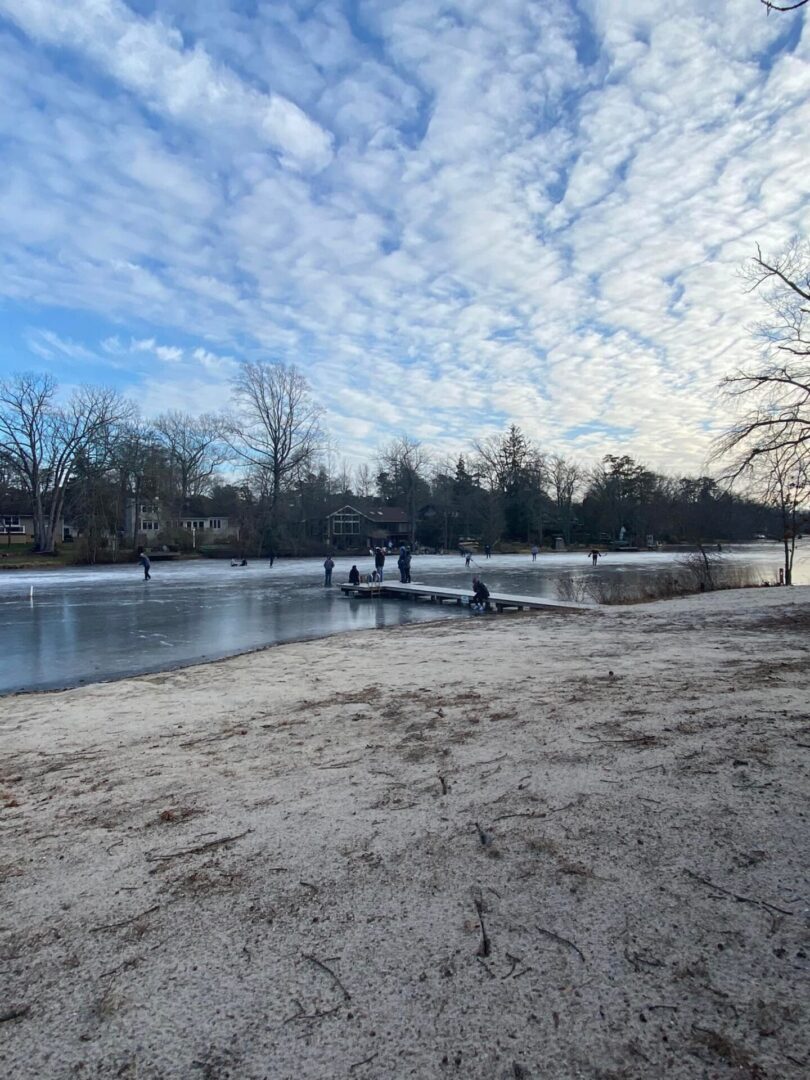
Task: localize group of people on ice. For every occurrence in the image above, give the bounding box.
[339,544,413,587]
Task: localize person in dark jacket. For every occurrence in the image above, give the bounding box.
[471,576,490,612]
[403,548,412,583]
[324,555,335,586]
[397,546,408,583]
[138,550,151,581]
[374,547,386,582]
[349,565,360,586]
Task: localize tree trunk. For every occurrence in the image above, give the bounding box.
[783,537,793,586]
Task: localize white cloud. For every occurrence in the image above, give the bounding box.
[0,0,333,171]
[0,0,808,475]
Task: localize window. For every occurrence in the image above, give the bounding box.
[1,515,23,533]
[209,519,221,529]
[332,513,359,535]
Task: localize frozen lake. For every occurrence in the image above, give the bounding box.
[0,543,806,694]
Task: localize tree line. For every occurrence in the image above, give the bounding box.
[1,242,807,565]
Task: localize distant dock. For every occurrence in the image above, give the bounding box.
[339,580,591,612]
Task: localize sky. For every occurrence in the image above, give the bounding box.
[0,0,808,474]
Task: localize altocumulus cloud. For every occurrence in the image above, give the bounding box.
[0,0,807,469]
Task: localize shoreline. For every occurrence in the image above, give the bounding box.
[1,586,808,1078]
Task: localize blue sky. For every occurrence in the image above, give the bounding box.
[0,0,808,472]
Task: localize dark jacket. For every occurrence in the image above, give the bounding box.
[473,580,490,602]
[349,566,360,585]
[374,550,385,568]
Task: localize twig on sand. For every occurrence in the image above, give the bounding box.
[302,952,351,1001]
[90,905,159,932]
[474,822,493,847]
[300,880,319,893]
[476,956,496,978]
[472,753,508,768]
[145,829,251,862]
[349,1053,379,1071]
[283,998,341,1023]
[684,869,795,916]
[0,1005,30,1022]
[495,799,579,823]
[437,774,448,795]
[474,895,491,957]
[536,925,586,963]
[317,758,363,769]
[100,954,145,979]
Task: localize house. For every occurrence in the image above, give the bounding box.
[1,502,74,543]
[326,504,412,550]
[124,498,239,544]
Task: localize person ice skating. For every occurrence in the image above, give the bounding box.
[531,545,539,562]
[268,549,275,567]
[324,555,335,586]
[471,576,490,613]
[403,547,412,583]
[349,565,360,586]
[138,550,151,580]
[374,546,386,582]
[588,549,602,566]
[464,551,472,568]
[484,544,491,559]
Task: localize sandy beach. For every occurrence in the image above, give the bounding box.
[1,587,808,1079]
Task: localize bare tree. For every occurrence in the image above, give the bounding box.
[376,436,430,544]
[752,445,808,585]
[113,421,162,546]
[354,463,373,499]
[717,241,810,473]
[548,455,582,544]
[0,372,129,552]
[228,361,324,516]
[153,410,228,502]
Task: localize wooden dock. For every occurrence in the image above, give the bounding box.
[339,580,591,612]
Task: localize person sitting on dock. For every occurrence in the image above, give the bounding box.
[349,565,360,586]
[471,576,491,613]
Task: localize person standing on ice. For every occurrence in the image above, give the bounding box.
[588,549,603,567]
[531,544,539,562]
[137,549,151,581]
[323,555,335,586]
[374,547,386,582]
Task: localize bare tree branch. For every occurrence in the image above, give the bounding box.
[760,0,809,12]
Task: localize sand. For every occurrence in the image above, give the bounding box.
[1,586,809,1079]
